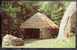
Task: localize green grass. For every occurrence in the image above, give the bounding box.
[52,36,75,48]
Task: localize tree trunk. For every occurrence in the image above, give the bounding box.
[57,2,76,40]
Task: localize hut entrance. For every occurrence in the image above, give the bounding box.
[24,28,40,39]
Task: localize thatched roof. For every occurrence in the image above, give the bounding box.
[20,12,58,29]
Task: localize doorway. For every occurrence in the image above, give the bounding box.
[24,28,40,39]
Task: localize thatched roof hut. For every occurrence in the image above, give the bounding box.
[20,12,59,39]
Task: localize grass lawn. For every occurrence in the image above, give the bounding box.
[3,36,75,48]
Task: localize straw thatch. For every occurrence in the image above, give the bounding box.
[20,12,58,29]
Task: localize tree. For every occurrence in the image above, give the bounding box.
[57,2,76,40]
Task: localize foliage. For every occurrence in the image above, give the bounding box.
[38,2,70,25]
[2,1,70,25]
